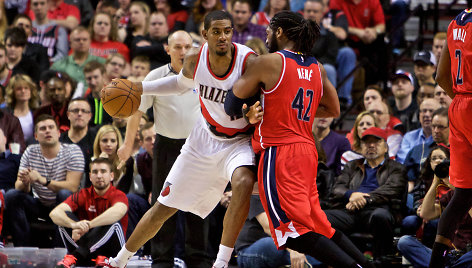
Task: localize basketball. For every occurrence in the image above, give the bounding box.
[101,79,142,118]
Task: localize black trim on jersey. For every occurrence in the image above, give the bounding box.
[215,45,236,79]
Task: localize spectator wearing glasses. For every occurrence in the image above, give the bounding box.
[51,26,106,90]
[366,101,403,158]
[397,98,440,165]
[60,98,96,187]
[404,108,449,184]
[83,60,113,127]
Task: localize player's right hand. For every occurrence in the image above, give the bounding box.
[243,101,264,124]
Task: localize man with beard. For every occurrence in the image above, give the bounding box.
[60,98,96,187]
[324,127,407,263]
[101,11,257,268]
[225,10,373,268]
[313,117,350,176]
[51,157,128,268]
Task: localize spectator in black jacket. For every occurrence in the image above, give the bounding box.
[325,127,407,261]
[131,11,171,69]
[4,27,40,84]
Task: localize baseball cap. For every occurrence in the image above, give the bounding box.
[391,69,414,85]
[413,50,436,65]
[361,127,388,141]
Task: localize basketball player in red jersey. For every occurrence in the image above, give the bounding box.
[429,9,472,268]
[99,11,257,268]
[225,11,373,268]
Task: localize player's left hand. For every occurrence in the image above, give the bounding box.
[288,249,309,268]
[243,101,263,124]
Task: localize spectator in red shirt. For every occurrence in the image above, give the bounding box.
[89,12,130,62]
[27,0,80,31]
[329,0,387,85]
[50,157,128,267]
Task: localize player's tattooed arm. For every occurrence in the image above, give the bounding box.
[182,47,201,79]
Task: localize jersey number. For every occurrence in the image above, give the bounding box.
[291,87,314,121]
[455,49,463,85]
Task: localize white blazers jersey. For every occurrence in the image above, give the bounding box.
[194,42,255,138]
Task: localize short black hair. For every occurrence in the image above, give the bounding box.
[4,27,27,47]
[13,14,32,25]
[231,0,253,11]
[100,0,119,9]
[269,11,320,55]
[204,10,233,30]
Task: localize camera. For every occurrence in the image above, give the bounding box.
[434,159,450,179]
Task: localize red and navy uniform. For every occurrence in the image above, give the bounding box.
[253,50,335,249]
[64,185,128,235]
[447,9,472,188]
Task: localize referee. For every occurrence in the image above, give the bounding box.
[117,30,211,268]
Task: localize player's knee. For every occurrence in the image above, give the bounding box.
[149,201,177,223]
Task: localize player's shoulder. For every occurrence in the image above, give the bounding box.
[453,9,472,25]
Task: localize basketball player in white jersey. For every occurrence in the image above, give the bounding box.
[100,10,257,268]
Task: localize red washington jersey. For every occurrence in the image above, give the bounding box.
[448,9,472,94]
[252,50,323,153]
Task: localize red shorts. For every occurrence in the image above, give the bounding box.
[449,95,472,188]
[257,143,335,249]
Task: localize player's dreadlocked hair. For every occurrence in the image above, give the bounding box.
[269,11,320,56]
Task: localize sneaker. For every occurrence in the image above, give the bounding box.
[56,254,77,268]
[95,257,120,268]
[93,256,107,267]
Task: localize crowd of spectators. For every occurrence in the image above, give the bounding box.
[0,0,465,267]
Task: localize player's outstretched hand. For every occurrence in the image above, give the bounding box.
[243,101,263,124]
[100,78,144,100]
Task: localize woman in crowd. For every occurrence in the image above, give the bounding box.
[5,74,39,142]
[341,111,378,167]
[403,145,451,248]
[251,0,290,26]
[123,1,150,49]
[89,12,130,62]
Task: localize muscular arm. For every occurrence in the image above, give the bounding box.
[435,40,456,99]
[139,47,200,96]
[316,63,340,118]
[47,170,82,193]
[232,53,279,99]
[88,202,128,228]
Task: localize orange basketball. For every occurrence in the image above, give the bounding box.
[101,79,142,118]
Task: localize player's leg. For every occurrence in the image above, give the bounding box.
[430,96,472,268]
[214,166,255,268]
[106,201,178,268]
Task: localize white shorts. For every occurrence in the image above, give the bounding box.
[157,116,256,218]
